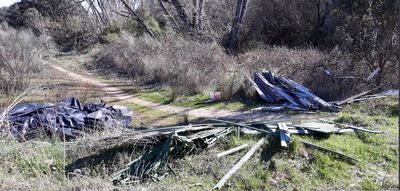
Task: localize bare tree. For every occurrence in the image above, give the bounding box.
[118,0,155,38]
[227,0,248,54]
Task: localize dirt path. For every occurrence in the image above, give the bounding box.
[47,55,310,121]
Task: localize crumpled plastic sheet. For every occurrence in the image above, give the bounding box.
[3,97,133,141]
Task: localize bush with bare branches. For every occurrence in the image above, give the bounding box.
[0,23,46,95]
[96,32,233,95]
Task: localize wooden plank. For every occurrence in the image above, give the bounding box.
[213,137,265,189]
[210,119,272,135]
[300,140,359,162]
[278,123,291,147]
[337,129,355,133]
[291,122,341,134]
[349,96,392,103]
[248,76,275,102]
[256,73,299,106]
[247,116,322,125]
[278,77,336,110]
[216,144,250,158]
[254,73,283,101]
[319,120,383,134]
[334,89,374,105]
[366,67,380,81]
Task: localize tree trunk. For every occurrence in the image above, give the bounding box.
[198,0,205,30]
[227,0,248,54]
[192,0,199,30]
[157,0,180,30]
[171,0,189,29]
[119,0,155,38]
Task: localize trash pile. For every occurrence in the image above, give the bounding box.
[2,97,133,141]
[250,70,340,112]
[66,117,383,189]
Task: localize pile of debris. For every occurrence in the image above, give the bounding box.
[66,117,383,189]
[250,70,340,112]
[333,89,399,106]
[1,97,133,141]
[110,123,233,184]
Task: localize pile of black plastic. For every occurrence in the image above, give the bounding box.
[4,97,133,141]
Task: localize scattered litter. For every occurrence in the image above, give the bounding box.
[2,97,133,141]
[250,70,340,112]
[208,91,222,102]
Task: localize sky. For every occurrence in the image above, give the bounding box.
[0,0,20,7]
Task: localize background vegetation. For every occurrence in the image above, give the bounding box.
[0,0,398,100]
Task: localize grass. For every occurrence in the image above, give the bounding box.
[135,86,261,111]
[125,103,182,127]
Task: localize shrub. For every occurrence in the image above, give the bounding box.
[0,23,45,95]
[96,32,233,96]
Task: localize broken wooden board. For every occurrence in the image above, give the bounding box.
[256,73,299,106]
[278,123,291,147]
[210,118,272,135]
[319,119,383,134]
[291,122,341,134]
[216,144,250,158]
[213,137,265,190]
[334,89,375,105]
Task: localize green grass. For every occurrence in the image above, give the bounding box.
[135,86,261,111]
[0,140,65,178]
[360,178,380,190]
[125,103,182,126]
[136,88,173,104]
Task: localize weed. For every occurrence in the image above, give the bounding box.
[360,178,380,190]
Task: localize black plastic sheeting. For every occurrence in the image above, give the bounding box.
[4,97,133,141]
